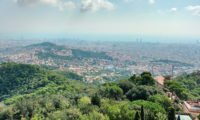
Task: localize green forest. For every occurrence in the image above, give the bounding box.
[0,63,197,120]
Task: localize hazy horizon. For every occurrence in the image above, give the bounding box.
[0,33,199,44]
[0,0,200,41]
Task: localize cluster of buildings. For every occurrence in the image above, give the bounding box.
[0,49,195,83]
[183,101,200,120]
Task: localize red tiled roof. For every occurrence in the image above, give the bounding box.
[154,76,165,85]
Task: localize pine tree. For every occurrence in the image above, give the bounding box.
[168,107,175,120]
[141,105,144,120]
[177,115,181,120]
[134,111,140,120]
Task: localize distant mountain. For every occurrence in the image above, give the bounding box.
[27,42,113,60]
[26,42,66,51]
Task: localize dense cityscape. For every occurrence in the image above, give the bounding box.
[0,40,199,83]
[1,0,200,119]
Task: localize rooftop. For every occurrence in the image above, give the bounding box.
[176,115,193,120]
[154,76,165,86]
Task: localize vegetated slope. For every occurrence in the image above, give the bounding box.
[26,42,66,50]
[165,71,200,100]
[0,63,83,100]
[28,42,112,60]
[0,63,48,98]
[55,70,83,81]
[0,63,174,120]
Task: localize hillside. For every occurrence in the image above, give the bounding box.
[165,71,200,100]
[0,63,174,120]
[27,42,112,60]
[0,63,48,98]
[26,42,66,50]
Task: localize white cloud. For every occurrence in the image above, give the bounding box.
[40,0,58,5]
[15,0,114,12]
[149,0,155,4]
[157,8,177,15]
[58,1,76,11]
[186,5,200,16]
[15,0,76,11]
[170,8,177,12]
[80,0,114,12]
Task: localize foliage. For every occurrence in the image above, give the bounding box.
[155,112,167,120]
[100,84,123,100]
[100,99,135,120]
[78,96,91,106]
[80,111,109,120]
[0,63,173,120]
[141,105,144,120]
[165,71,200,100]
[130,100,166,114]
[56,71,83,81]
[168,107,175,120]
[118,80,135,93]
[91,94,101,107]
[129,72,155,86]
[134,111,140,120]
[0,63,48,97]
[148,94,172,111]
[126,85,161,101]
[198,114,200,120]
[165,81,193,100]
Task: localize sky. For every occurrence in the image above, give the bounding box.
[0,0,200,41]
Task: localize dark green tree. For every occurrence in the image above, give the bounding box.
[140,72,155,85]
[177,115,181,120]
[101,85,123,100]
[126,86,160,101]
[141,105,144,120]
[118,80,134,93]
[128,72,155,86]
[134,111,140,120]
[168,107,175,120]
[198,114,200,120]
[91,94,101,107]
[148,94,172,111]
[129,75,136,83]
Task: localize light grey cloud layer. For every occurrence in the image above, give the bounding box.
[186,5,200,16]
[81,0,114,12]
[14,0,115,12]
[15,0,76,11]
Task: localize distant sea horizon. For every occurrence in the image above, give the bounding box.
[0,33,199,44]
